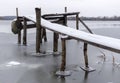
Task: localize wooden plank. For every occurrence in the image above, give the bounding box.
[42,16,64,20]
[42,12,80,17]
[25,16,120,54]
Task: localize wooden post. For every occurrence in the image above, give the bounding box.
[16,8,21,44]
[60,38,66,71]
[53,7,67,53]
[23,17,27,45]
[53,33,59,52]
[63,15,67,26]
[65,7,67,13]
[43,28,47,42]
[76,13,79,30]
[35,8,41,53]
[58,7,67,71]
[64,16,67,26]
[41,28,47,43]
[63,7,67,26]
[83,43,89,68]
[56,38,71,76]
[16,8,18,18]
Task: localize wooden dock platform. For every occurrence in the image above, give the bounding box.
[11,7,120,75]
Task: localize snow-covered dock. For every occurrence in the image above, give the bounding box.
[11,8,120,75]
[25,15,120,54]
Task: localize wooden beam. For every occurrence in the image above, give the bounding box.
[79,18,93,34]
[42,16,64,20]
[42,12,80,17]
[27,24,36,28]
[40,24,120,53]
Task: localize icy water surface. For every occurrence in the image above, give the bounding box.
[0,20,120,83]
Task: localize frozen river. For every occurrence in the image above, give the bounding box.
[0,20,120,83]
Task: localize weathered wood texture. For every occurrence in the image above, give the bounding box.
[83,43,89,68]
[76,14,79,30]
[42,16,64,20]
[23,17,27,45]
[53,33,59,52]
[79,17,93,68]
[42,28,47,42]
[60,38,66,71]
[42,12,80,17]
[16,8,21,44]
[65,7,67,13]
[35,8,41,53]
[79,18,93,34]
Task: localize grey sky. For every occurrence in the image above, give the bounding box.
[0,0,120,17]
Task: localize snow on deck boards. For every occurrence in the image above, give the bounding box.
[25,16,120,53]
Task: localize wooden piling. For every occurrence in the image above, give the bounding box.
[59,7,68,71]
[53,33,59,52]
[63,16,67,26]
[53,7,69,53]
[76,13,79,30]
[42,28,47,42]
[16,8,19,19]
[35,8,41,53]
[83,43,89,68]
[60,38,66,71]
[16,8,21,44]
[63,7,67,26]
[65,7,67,13]
[23,17,27,45]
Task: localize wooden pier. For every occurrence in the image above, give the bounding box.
[11,7,120,76]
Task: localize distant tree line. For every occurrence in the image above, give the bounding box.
[68,16,120,21]
[0,16,16,20]
[1,15,120,21]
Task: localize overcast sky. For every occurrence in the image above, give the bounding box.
[0,0,120,17]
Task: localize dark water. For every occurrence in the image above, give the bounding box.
[0,20,120,83]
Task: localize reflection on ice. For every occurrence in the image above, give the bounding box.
[26,63,43,69]
[0,61,43,70]
[6,61,21,67]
